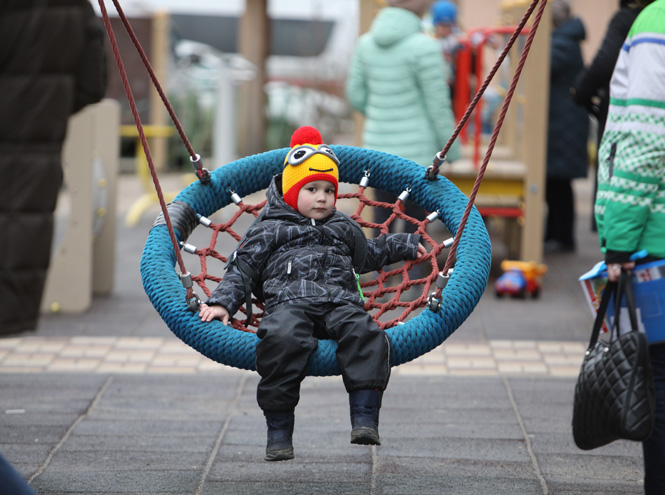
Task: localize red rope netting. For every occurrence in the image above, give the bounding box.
[185,183,453,333]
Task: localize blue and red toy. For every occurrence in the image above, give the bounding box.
[495,260,547,299]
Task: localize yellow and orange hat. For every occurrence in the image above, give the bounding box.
[282,126,339,210]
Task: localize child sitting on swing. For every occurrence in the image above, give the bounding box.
[199,126,426,461]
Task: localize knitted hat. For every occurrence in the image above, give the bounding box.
[282,126,339,210]
[431,0,457,24]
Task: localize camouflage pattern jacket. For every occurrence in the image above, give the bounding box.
[207,175,420,316]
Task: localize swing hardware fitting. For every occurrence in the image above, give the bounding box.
[186,295,201,312]
[178,272,201,311]
[398,186,411,203]
[426,152,446,180]
[196,214,212,227]
[442,237,454,249]
[190,154,210,184]
[426,210,440,222]
[229,188,242,205]
[428,292,442,312]
[179,241,197,254]
[427,269,453,312]
[359,170,370,188]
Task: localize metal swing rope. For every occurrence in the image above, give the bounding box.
[97,0,208,306]
[428,0,548,308]
[100,0,210,183]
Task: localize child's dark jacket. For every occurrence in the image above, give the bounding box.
[207,175,421,316]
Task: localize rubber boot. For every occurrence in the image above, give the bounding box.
[264,410,295,461]
[349,389,382,445]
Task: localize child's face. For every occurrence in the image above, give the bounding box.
[435,23,453,38]
[297,180,335,220]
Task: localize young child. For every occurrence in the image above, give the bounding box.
[199,126,426,461]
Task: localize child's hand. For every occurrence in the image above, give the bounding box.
[416,244,428,259]
[199,303,230,325]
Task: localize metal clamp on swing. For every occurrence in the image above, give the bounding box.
[359,170,370,188]
[179,272,201,311]
[398,186,411,203]
[196,214,212,227]
[425,152,446,180]
[179,241,197,254]
[190,154,211,184]
[426,210,440,223]
[229,188,242,205]
[427,269,453,311]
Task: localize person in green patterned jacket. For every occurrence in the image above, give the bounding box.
[594,1,665,493]
[596,0,665,269]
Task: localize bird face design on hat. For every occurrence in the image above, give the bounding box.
[282,126,339,210]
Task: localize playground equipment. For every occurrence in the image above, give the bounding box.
[41,100,120,313]
[446,3,552,262]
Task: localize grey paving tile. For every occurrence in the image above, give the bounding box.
[376,456,536,479]
[30,470,201,493]
[72,418,222,437]
[208,460,371,483]
[45,450,209,472]
[0,424,70,444]
[380,437,531,463]
[375,474,543,495]
[58,434,216,453]
[537,451,643,481]
[530,432,643,457]
[548,480,644,494]
[201,482,369,495]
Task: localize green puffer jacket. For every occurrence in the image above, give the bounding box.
[346,7,459,167]
[595,0,665,262]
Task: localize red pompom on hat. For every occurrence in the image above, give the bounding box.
[290,126,323,148]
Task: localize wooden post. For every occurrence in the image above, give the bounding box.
[353,0,384,146]
[237,0,269,157]
[520,3,549,263]
[149,10,170,171]
[503,0,550,263]
[92,101,121,296]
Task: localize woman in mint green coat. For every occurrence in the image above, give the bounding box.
[346,0,459,168]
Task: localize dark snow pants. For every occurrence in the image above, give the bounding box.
[255,302,391,412]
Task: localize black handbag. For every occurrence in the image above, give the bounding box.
[572,269,656,450]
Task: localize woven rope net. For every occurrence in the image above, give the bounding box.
[185,180,453,333]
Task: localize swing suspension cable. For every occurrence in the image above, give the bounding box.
[430,0,548,304]
[97,0,198,304]
[106,0,209,182]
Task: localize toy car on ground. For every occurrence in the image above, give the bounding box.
[495,260,547,299]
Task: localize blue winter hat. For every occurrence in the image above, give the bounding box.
[431,0,457,24]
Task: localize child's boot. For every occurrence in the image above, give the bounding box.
[263,410,295,461]
[349,389,382,445]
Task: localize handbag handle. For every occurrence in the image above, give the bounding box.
[587,279,617,351]
[587,268,639,351]
[613,268,640,335]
